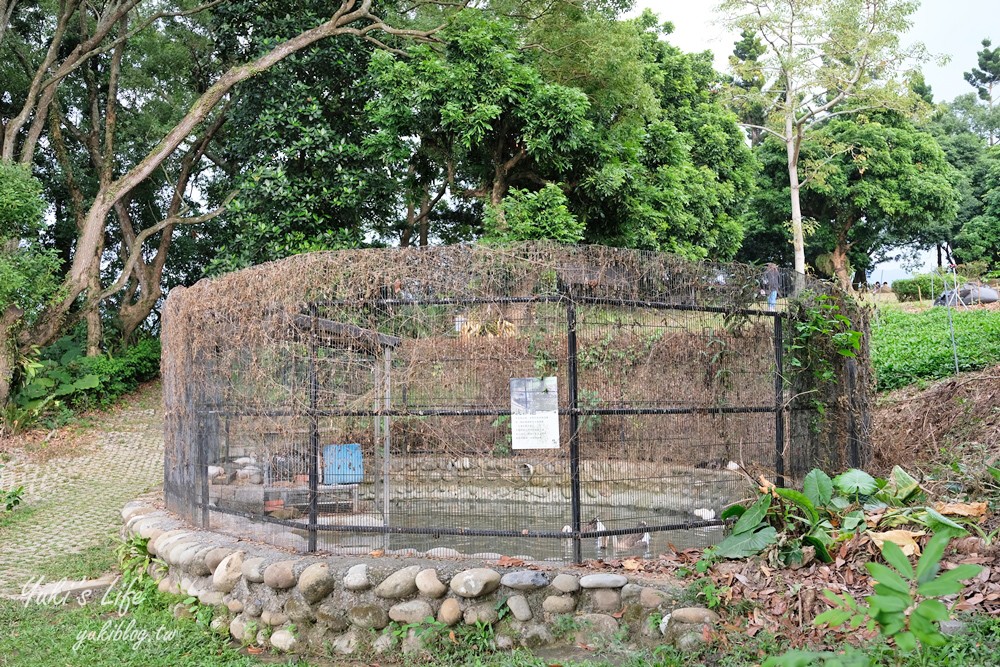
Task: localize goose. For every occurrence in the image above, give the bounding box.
[584,516,609,550]
[613,521,650,551]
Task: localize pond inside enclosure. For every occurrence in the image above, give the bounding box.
[166,245,872,564]
[210,498,726,563]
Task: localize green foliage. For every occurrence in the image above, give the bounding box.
[392,615,498,662]
[891,271,969,302]
[709,466,948,565]
[0,162,61,329]
[0,464,24,512]
[872,307,1000,391]
[786,293,862,405]
[815,532,982,653]
[483,184,585,244]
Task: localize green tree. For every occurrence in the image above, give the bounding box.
[953,149,1000,270]
[720,0,925,278]
[0,162,60,405]
[746,113,959,290]
[0,0,447,355]
[963,38,1000,145]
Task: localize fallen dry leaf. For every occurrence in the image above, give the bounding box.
[497,556,525,567]
[869,530,925,556]
[369,549,385,557]
[622,558,641,571]
[933,501,988,518]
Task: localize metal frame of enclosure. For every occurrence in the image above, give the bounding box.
[162,244,870,563]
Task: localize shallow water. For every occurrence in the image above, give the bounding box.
[312,498,724,562]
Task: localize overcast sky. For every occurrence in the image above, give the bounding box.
[633,1,993,281]
[637,0,992,106]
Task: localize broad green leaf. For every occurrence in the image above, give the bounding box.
[915,531,952,584]
[909,610,947,647]
[868,592,909,614]
[922,507,966,534]
[713,526,778,559]
[814,608,851,628]
[894,631,917,653]
[917,564,983,596]
[913,599,949,623]
[803,534,833,563]
[833,469,877,496]
[803,469,833,507]
[775,488,819,524]
[720,505,746,521]
[880,540,914,580]
[866,563,910,594]
[732,494,771,535]
[887,466,921,503]
[73,374,101,390]
[988,466,1000,483]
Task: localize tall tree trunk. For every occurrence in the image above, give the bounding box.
[831,244,853,292]
[0,306,23,407]
[786,117,806,279]
[24,0,436,350]
[418,187,430,247]
[85,259,103,356]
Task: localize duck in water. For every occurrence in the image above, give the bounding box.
[613,520,650,551]
[584,516,609,550]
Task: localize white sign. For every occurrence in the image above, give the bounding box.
[510,377,560,450]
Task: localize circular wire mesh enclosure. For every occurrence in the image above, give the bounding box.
[163,243,871,563]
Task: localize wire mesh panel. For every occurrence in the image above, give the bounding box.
[162,243,871,562]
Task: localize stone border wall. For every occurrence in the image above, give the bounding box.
[123,500,720,657]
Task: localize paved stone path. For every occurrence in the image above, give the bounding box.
[0,396,164,594]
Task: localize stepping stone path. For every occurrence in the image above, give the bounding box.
[0,391,164,595]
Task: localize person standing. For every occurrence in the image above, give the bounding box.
[764,263,780,311]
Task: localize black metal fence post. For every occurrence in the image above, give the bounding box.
[773,314,785,488]
[565,293,583,563]
[308,304,320,552]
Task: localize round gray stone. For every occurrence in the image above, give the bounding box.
[389,600,434,624]
[463,602,498,625]
[344,563,370,591]
[450,568,501,598]
[437,598,462,626]
[284,596,316,623]
[621,583,642,602]
[579,574,628,589]
[575,613,618,644]
[349,604,389,630]
[591,588,620,612]
[506,594,532,622]
[500,570,549,591]
[212,551,244,593]
[542,595,576,614]
[415,568,447,598]
[263,561,298,589]
[550,574,580,593]
[205,547,232,574]
[261,609,288,627]
[670,607,719,625]
[297,562,336,603]
[639,586,669,608]
[270,629,298,652]
[242,557,267,583]
[375,565,421,599]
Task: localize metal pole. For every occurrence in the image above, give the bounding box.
[308,304,319,553]
[946,266,960,374]
[566,294,583,563]
[773,314,785,488]
[383,347,392,552]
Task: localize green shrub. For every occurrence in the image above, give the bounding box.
[891,271,967,302]
[11,337,160,424]
[872,308,1000,391]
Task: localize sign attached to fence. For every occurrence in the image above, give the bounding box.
[510,377,560,449]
